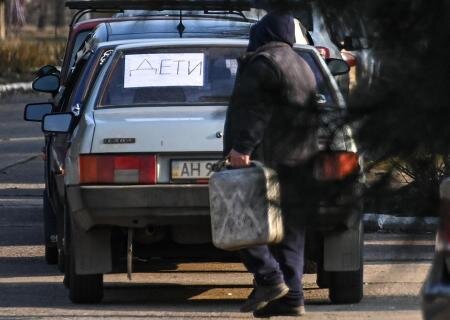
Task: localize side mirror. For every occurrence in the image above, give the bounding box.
[32,74,60,94]
[42,113,74,134]
[24,103,54,122]
[326,58,350,76]
[36,65,60,78]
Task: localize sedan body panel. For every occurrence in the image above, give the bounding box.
[91,106,226,153]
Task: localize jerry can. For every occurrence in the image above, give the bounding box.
[209,162,284,251]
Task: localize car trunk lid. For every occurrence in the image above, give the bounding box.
[91,105,226,154]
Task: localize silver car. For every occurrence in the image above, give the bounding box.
[42,38,363,304]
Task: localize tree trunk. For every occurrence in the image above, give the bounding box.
[0,0,5,39]
[54,0,64,28]
[37,0,47,30]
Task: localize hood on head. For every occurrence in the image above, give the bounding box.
[247,10,295,52]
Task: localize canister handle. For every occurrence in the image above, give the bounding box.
[212,159,264,172]
[212,159,231,172]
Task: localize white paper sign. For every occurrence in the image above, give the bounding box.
[124,53,204,88]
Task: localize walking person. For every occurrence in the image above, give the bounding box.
[223,9,318,318]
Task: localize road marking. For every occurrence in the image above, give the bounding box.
[365,239,435,246]
[0,245,43,257]
[0,183,45,190]
[0,136,44,142]
[0,197,42,207]
[0,276,64,283]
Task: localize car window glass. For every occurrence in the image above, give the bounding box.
[63,54,95,113]
[295,50,334,105]
[69,31,91,69]
[99,47,244,107]
[66,50,108,115]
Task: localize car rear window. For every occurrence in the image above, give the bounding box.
[98,46,335,108]
[99,47,244,107]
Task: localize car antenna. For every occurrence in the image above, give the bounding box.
[177,10,186,38]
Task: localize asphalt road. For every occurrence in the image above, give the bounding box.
[0,93,434,319]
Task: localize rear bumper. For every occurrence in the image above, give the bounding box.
[66,184,210,230]
[66,180,363,231]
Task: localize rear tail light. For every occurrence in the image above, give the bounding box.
[80,154,157,184]
[314,152,360,181]
[341,51,357,67]
[316,46,331,60]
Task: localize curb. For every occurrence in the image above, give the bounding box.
[0,82,33,95]
[363,213,438,233]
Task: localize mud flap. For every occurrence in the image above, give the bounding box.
[72,219,112,275]
[324,222,363,272]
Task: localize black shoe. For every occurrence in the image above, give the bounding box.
[240,282,289,313]
[253,298,306,318]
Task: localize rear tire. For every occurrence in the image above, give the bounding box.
[315,234,329,289]
[57,248,65,273]
[328,223,364,304]
[56,201,66,273]
[63,198,71,287]
[67,220,103,303]
[44,245,58,265]
[316,265,330,289]
[68,253,104,303]
[329,267,363,303]
[43,191,57,265]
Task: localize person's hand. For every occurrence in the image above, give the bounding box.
[228,149,251,168]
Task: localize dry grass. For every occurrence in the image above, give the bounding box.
[0,39,66,82]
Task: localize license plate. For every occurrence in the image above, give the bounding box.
[171,160,218,180]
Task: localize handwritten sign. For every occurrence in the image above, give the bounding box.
[124,53,204,88]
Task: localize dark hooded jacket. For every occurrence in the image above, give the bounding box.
[223,12,319,219]
[224,11,318,168]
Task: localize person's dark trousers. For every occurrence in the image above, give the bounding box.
[239,222,306,306]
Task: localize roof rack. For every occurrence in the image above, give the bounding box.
[66,0,307,11]
[66,0,254,11]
